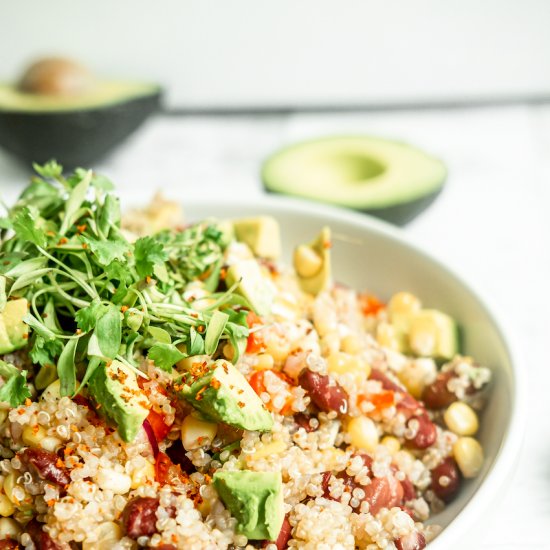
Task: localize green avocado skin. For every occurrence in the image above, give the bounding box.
[213,471,284,540]
[0,92,161,168]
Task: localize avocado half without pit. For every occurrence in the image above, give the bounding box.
[0,57,162,167]
[261,136,447,225]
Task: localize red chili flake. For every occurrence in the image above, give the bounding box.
[121,305,129,313]
[197,325,205,334]
[146,276,152,284]
[82,243,88,249]
[210,378,221,390]
[76,224,87,233]
[237,401,245,408]
[195,387,207,401]
[25,398,32,407]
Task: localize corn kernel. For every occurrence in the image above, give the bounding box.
[181,414,218,451]
[0,517,20,539]
[444,402,479,436]
[263,334,291,364]
[130,461,155,489]
[197,498,212,518]
[327,352,371,381]
[248,440,286,461]
[397,358,437,399]
[0,495,14,517]
[381,436,401,455]
[347,416,379,453]
[22,425,47,448]
[376,322,400,350]
[94,468,132,494]
[321,332,341,357]
[453,437,484,478]
[388,292,422,317]
[40,436,63,453]
[255,353,275,371]
[341,334,362,355]
[83,521,122,550]
[294,245,323,278]
[222,344,235,361]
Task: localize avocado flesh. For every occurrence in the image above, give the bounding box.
[213,470,284,540]
[87,360,150,442]
[226,260,274,316]
[0,81,160,112]
[181,359,273,432]
[262,136,447,225]
[0,299,29,354]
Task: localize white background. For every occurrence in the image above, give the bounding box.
[1,0,550,108]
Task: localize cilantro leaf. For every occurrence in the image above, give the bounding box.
[81,236,130,266]
[75,300,108,332]
[30,336,64,367]
[0,361,31,406]
[134,236,167,278]
[33,160,63,180]
[148,343,185,372]
[11,207,47,248]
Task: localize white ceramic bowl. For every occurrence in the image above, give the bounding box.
[188,195,525,549]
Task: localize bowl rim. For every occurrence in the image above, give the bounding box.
[184,194,527,549]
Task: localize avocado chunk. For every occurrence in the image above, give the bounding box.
[87,360,150,442]
[0,57,161,167]
[181,359,273,432]
[233,216,281,260]
[293,227,331,295]
[226,260,274,316]
[213,470,284,540]
[0,299,29,354]
[407,309,459,360]
[262,136,447,225]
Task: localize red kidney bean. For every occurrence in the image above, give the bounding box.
[293,413,317,433]
[401,477,416,503]
[155,546,178,550]
[431,457,461,503]
[298,369,348,415]
[395,531,426,550]
[406,414,437,449]
[122,497,160,539]
[363,475,404,515]
[321,471,333,498]
[25,519,62,550]
[0,541,20,550]
[21,448,70,487]
[422,372,457,409]
[262,515,292,549]
[370,369,423,416]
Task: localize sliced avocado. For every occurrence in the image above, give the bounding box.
[0,299,29,354]
[226,260,274,316]
[293,227,331,295]
[87,360,150,442]
[213,470,284,540]
[0,57,161,167]
[181,359,273,432]
[408,309,459,360]
[262,136,447,225]
[233,216,281,260]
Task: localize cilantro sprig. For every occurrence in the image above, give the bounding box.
[0,161,250,398]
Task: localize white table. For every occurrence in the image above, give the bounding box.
[1,106,549,549]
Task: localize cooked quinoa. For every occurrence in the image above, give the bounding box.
[0,164,491,549]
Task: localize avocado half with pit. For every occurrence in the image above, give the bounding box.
[261,136,447,225]
[0,58,161,167]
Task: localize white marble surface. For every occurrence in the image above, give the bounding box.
[0,106,549,548]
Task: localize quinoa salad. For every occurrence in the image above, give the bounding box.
[0,163,491,550]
